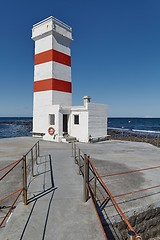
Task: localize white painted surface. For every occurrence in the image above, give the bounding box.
[88,103,107,138]
[34,62,52,81]
[32,17,53,41]
[34,35,52,54]
[53,34,71,55]
[33,16,73,142]
[52,62,71,82]
[32,16,72,41]
[52,91,72,106]
[34,62,71,82]
[33,91,53,133]
[68,102,107,142]
[34,35,71,56]
[69,110,88,142]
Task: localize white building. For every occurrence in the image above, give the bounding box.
[32,16,107,142]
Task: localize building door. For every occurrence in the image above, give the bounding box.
[63,114,68,134]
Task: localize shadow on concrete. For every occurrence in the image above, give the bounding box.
[19,188,56,240]
[88,173,125,240]
[27,154,55,202]
[19,198,37,240]
[27,186,57,204]
[90,189,122,240]
[19,154,56,240]
[42,190,55,240]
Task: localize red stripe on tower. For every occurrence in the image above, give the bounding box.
[34,49,71,66]
[34,78,72,93]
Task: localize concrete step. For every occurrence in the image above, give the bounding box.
[63,134,77,142]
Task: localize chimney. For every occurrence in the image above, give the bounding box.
[83,96,91,108]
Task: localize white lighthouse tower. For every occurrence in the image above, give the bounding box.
[32,16,108,142]
[32,17,73,141]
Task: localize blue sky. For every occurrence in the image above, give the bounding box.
[0,0,160,117]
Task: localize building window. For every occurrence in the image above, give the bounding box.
[49,114,55,125]
[74,115,79,125]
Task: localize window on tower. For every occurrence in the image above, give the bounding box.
[74,115,79,125]
[49,114,55,125]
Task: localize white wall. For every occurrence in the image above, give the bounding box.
[32,17,72,41]
[88,103,107,139]
[33,91,53,133]
[69,103,107,142]
[70,109,88,142]
[39,105,63,142]
[34,35,52,54]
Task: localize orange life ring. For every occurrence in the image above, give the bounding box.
[48,127,55,136]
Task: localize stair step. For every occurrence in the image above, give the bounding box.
[63,134,77,142]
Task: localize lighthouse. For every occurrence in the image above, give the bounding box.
[32,16,108,142]
[32,17,73,141]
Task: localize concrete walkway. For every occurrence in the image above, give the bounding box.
[1,138,160,239]
[77,140,160,215]
[0,137,105,240]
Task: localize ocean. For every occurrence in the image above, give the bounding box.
[0,117,32,138]
[0,117,160,139]
[108,118,160,135]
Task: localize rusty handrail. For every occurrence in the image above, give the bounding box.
[0,158,23,181]
[88,156,142,239]
[0,188,23,228]
[0,159,22,172]
[101,164,160,178]
[0,141,40,228]
[87,184,108,240]
[87,156,135,233]
[73,143,142,240]
[0,188,23,203]
[22,140,40,205]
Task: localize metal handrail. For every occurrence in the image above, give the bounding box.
[0,141,40,228]
[72,142,142,240]
[0,158,23,181]
[22,141,40,205]
[0,189,23,228]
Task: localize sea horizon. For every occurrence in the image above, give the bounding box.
[0,116,160,118]
[0,117,160,139]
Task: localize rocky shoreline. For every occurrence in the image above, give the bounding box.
[108,129,160,148]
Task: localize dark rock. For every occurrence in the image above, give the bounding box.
[136,212,146,224]
[129,215,136,227]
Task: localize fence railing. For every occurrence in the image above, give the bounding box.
[22,141,40,205]
[0,141,40,228]
[72,142,142,240]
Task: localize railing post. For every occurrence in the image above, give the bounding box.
[83,154,87,202]
[157,135,159,147]
[86,156,89,200]
[74,143,76,164]
[22,155,27,205]
[128,231,136,240]
[38,141,40,157]
[31,149,34,176]
[72,141,74,157]
[78,148,81,174]
[35,143,38,164]
[94,174,97,198]
[83,154,89,202]
[49,155,54,187]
